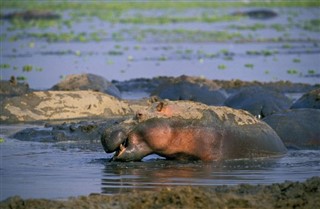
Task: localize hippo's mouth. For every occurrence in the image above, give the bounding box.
[113,138,128,158]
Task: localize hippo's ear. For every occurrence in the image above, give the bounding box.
[156,101,165,112]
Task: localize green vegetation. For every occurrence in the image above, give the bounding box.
[108,51,123,56]
[244,63,254,69]
[2,1,318,11]
[308,69,316,74]
[302,19,320,32]
[246,50,277,56]
[229,23,265,31]
[22,65,33,72]
[287,69,299,74]
[0,64,11,69]
[218,64,227,70]
[16,76,27,81]
[292,58,301,63]
[0,138,4,143]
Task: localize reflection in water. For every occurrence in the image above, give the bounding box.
[101,153,320,194]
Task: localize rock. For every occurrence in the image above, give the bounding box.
[151,75,226,105]
[224,86,292,118]
[51,73,121,98]
[263,109,320,149]
[291,88,320,109]
[0,91,133,123]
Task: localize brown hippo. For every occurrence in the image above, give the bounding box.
[101,101,287,162]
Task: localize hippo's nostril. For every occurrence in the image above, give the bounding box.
[136,112,143,119]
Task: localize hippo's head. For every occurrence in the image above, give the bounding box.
[101,101,186,161]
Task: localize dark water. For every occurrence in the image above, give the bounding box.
[1,125,320,200]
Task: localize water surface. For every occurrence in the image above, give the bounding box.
[1,125,319,200]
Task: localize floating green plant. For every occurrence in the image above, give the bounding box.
[158,55,167,61]
[218,64,227,70]
[23,65,33,72]
[0,64,10,69]
[229,23,265,31]
[244,63,254,69]
[106,59,114,65]
[108,50,123,56]
[308,69,316,74]
[287,69,299,74]
[35,67,43,72]
[292,58,301,63]
[16,76,27,81]
[0,138,4,143]
[302,19,320,32]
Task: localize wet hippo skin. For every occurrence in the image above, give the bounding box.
[102,101,287,162]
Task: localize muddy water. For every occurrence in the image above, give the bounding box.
[1,125,320,201]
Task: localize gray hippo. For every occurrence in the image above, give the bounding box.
[224,86,292,118]
[151,75,226,105]
[291,88,320,109]
[51,73,121,98]
[263,109,320,149]
[101,101,287,162]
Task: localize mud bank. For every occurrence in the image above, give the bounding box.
[1,176,319,209]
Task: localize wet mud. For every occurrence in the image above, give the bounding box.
[1,176,319,209]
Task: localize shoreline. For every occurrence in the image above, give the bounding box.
[1,176,319,209]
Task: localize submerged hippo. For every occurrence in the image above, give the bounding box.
[101,101,287,162]
[263,108,320,149]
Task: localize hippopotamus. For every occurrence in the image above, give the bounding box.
[101,101,287,162]
[263,108,320,149]
[291,88,320,109]
[151,75,226,106]
[224,86,292,118]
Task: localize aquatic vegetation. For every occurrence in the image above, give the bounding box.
[308,70,316,74]
[246,50,277,56]
[292,58,301,63]
[282,44,292,49]
[2,1,318,12]
[218,64,227,70]
[270,24,287,32]
[287,69,299,74]
[106,60,114,65]
[229,23,265,31]
[302,19,320,32]
[108,51,123,56]
[22,65,33,72]
[35,67,43,72]
[0,64,11,69]
[244,63,254,69]
[158,55,167,61]
[16,76,27,81]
